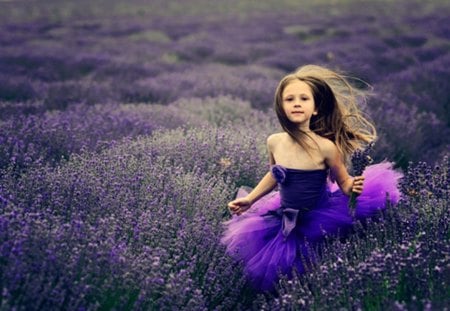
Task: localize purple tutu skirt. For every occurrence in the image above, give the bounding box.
[221,162,403,291]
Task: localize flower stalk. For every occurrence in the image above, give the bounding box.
[349,141,375,215]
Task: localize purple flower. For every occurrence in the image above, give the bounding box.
[271,165,287,184]
[351,141,375,177]
[349,141,375,212]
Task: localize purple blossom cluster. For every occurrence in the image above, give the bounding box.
[349,141,375,211]
[351,141,375,177]
[1,130,448,310]
[125,64,280,109]
[1,125,268,309]
[0,1,448,165]
[0,1,448,164]
[0,96,278,175]
[370,98,448,168]
[0,0,449,309]
[400,156,449,201]
[0,103,190,173]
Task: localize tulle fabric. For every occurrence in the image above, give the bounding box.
[221,162,403,291]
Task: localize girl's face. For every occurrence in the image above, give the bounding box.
[282,80,317,130]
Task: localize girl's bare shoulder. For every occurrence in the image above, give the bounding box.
[315,135,338,157]
[267,132,287,146]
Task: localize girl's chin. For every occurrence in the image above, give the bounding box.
[288,119,308,125]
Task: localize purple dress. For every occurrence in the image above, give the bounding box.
[221,162,402,291]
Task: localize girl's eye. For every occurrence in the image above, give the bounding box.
[301,96,309,101]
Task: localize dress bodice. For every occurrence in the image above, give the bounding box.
[270,165,329,237]
[271,165,328,210]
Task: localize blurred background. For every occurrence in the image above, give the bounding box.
[0,1,449,310]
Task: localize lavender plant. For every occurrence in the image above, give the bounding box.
[369,90,449,168]
[0,2,447,164]
[0,0,449,309]
[349,141,375,213]
[102,124,271,188]
[0,146,251,310]
[0,103,192,174]
[169,95,278,128]
[2,129,447,310]
[0,96,279,179]
[129,63,280,109]
[0,121,281,309]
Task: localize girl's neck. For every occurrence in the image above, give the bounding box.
[297,123,313,133]
[298,127,314,134]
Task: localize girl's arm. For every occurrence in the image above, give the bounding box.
[246,134,278,203]
[322,140,364,196]
[245,170,277,204]
[228,135,278,215]
[228,170,277,215]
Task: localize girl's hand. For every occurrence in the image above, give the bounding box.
[352,176,365,195]
[228,197,252,216]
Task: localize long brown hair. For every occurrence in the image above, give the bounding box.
[274,65,376,163]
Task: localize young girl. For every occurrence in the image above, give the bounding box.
[221,65,402,292]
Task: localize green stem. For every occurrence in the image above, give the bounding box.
[348,192,357,217]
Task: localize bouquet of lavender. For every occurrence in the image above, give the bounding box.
[349,141,375,215]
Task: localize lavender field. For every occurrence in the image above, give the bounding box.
[0,0,449,310]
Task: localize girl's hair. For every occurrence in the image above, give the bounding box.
[274,64,377,163]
